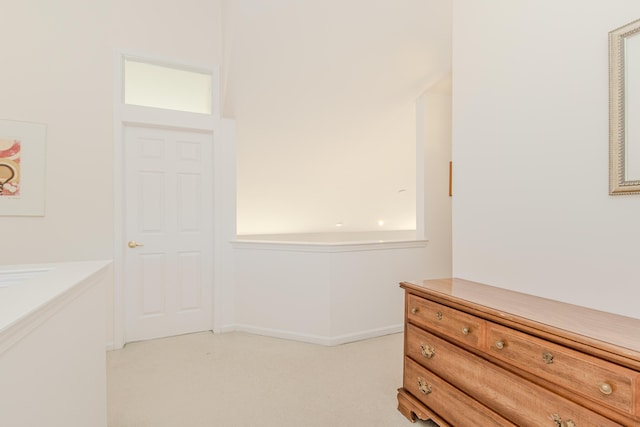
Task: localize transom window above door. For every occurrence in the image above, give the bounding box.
[123,57,213,114]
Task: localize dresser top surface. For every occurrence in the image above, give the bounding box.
[402,278,640,362]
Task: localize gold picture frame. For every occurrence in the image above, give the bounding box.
[609,18,640,195]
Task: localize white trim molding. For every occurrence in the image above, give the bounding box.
[231,239,428,253]
[231,324,404,347]
[112,49,221,349]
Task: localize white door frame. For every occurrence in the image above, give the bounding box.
[112,50,221,349]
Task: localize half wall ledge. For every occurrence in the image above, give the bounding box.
[232,230,427,253]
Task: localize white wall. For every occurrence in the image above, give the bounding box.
[1,0,225,345]
[234,247,333,341]
[229,0,452,235]
[452,0,640,319]
[328,246,440,339]
[1,1,451,349]
[213,119,238,332]
[231,78,454,343]
[2,1,113,265]
[418,76,452,273]
[232,242,441,345]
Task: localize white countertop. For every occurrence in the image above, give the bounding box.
[0,260,111,336]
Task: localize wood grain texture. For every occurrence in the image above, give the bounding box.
[401,278,640,369]
[486,322,638,415]
[397,278,640,426]
[397,388,449,426]
[403,358,515,427]
[405,324,620,426]
[407,294,485,349]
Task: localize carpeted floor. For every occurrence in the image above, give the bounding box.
[107,331,438,427]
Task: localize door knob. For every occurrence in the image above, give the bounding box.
[127,240,144,249]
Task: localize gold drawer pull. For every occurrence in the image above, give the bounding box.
[420,343,435,359]
[495,340,505,350]
[542,352,554,364]
[462,326,470,335]
[411,307,419,314]
[599,383,613,395]
[417,377,432,395]
[435,311,443,320]
[552,414,577,427]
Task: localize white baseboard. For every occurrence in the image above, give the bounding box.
[106,324,404,349]
[213,324,237,334]
[227,324,404,346]
[327,324,404,346]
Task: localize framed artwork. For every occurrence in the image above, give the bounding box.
[0,119,46,216]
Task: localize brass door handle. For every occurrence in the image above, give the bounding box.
[127,240,144,249]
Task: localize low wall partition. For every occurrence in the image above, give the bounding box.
[0,260,111,427]
[232,231,430,345]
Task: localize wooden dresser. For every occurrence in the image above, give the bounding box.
[397,278,640,427]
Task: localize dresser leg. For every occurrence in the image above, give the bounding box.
[397,394,417,422]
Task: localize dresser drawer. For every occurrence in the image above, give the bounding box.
[405,324,621,426]
[404,357,516,427]
[486,322,640,416]
[406,323,464,373]
[407,294,484,348]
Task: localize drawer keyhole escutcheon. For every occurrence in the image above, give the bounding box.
[420,343,435,359]
[417,377,432,395]
[495,340,505,350]
[435,311,443,320]
[462,326,470,335]
[599,383,613,395]
[542,352,554,364]
[411,307,418,315]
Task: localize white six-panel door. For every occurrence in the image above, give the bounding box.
[124,125,213,343]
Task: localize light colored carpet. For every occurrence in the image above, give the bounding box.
[107,331,438,427]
